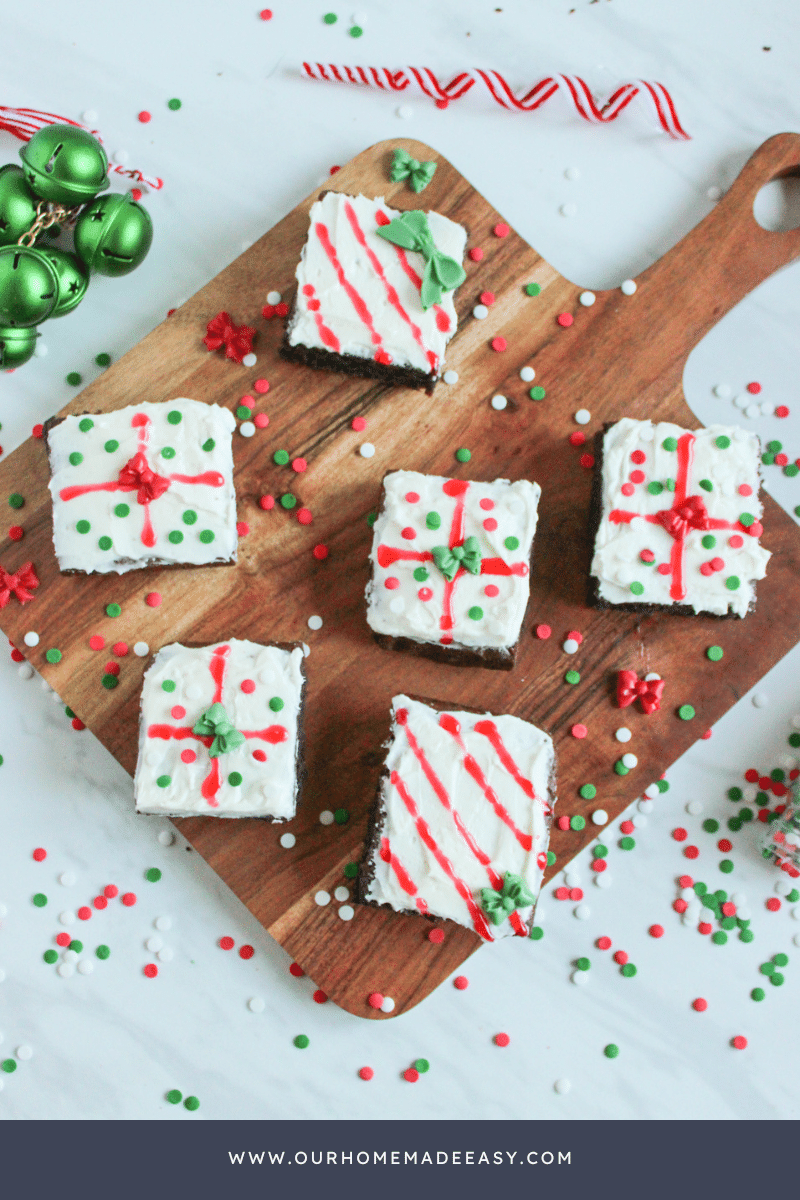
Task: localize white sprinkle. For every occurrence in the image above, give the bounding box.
[380,995,395,1012]
[266,291,282,305]
[620,279,637,295]
[17,663,34,680]
[713,383,732,398]
[112,149,129,164]
[554,1077,572,1094]
[775,878,792,896]
[241,352,257,368]
[519,366,535,382]
[560,202,578,217]
[77,960,93,976]
[562,638,579,654]
[59,911,76,926]
[359,442,375,458]
[615,727,632,743]
[239,421,256,438]
[338,905,355,921]
[319,810,334,826]
[707,185,722,201]
[334,886,350,902]
[158,830,175,846]
[158,946,174,963]
[732,393,749,409]
[133,641,150,658]
[644,783,661,799]
[622,753,638,769]
[314,890,331,907]
[638,799,654,815]
[472,304,489,320]
[58,872,76,887]
[574,408,591,425]
[579,291,596,307]
[280,832,296,849]
[307,614,323,630]
[248,996,265,1013]
[82,109,98,123]
[34,343,48,358]
[154,916,172,931]
[570,969,589,986]
[574,903,591,920]
[752,692,769,708]
[760,402,775,417]
[15,1044,32,1061]
[686,800,704,816]
[23,631,39,647]
[57,962,74,979]
[490,394,507,411]
[745,402,761,419]
[396,104,414,119]
[443,370,459,385]
[591,810,608,826]
[594,873,612,889]
[146,936,164,953]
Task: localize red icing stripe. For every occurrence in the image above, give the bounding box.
[439,714,534,851]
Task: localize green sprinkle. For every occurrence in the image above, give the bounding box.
[701,534,717,549]
[273,449,290,465]
[770,972,785,986]
[8,493,24,509]
[707,645,724,661]
[525,283,541,297]
[168,530,184,544]
[269,696,284,712]
[145,868,162,883]
[413,567,429,582]
[504,536,520,551]
[425,512,441,530]
[546,851,557,867]
[619,836,636,851]
[104,439,119,453]
[728,786,743,801]
[703,819,720,833]
[647,481,664,495]
[699,479,713,492]
[95,352,111,367]
[576,957,591,971]
[45,648,62,664]
[156,775,171,788]
[167,410,182,424]
[69,451,83,466]
[349,24,363,36]
[202,438,215,452]
[228,772,242,787]
[76,519,90,533]
[678,704,695,720]
[102,674,118,689]
[184,1096,200,1111]
[414,1058,430,1073]
[161,680,176,692]
[455,447,471,463]
[32,893,47,908]
[236,405,252,420]
[166,1089,182,1104]
[79,418,94,432]
[323,11,338,22]
[565,669,581,685]
[98,536,113,551]
[280,493,297,509]
[740,928,754,943]
[106,603,122,617]
[662,437,678,452]
[344,863,359,880]
[43,949,57,964]
[604,1044,620,1058]
[468,606,483,620]
[96,944,110,960]
[751,987,765,1001]
[579,784,596,800]
[738,512,754,527]
[614,761,629,775]
[529,386,546,400]
[334,808,349,825]
[529,925,544,940]
[161,446,176,459]
[621,963,637,977]
[2,1059,18,1073]
[199,529,215,543]
[167,98,182,111]
[719,859,734,874]
[725,576,740,591]
[570,815,586,831]
[66,372,82,386]
[715,435,731,449]
[69,940,83,953]
[114,503,130,518]
[294,1035,309,1049]
[630,581,644,596]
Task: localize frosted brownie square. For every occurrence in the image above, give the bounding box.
[590,418,770,617]
[46,398,237,574]
[281,192,467,393]
[358,695,556,941]
[134,639,305,819]
[365,469,540,669]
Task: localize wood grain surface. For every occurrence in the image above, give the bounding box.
[2,135,800,1018]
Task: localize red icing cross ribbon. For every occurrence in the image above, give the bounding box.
[616,670,664,715]
[301,66,689,139]
[0,106,163,190]
[202,312,256,364]
[0,560,39,609]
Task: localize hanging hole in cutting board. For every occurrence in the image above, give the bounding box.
[753,174,800,232]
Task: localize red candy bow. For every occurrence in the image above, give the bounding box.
[654,495,710,541]
[0,561,40,609]
[203,311,256,363]
[616,669,664,715]
[118,453,170,505]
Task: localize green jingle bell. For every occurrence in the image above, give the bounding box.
[19,124,109,206]
[0,324,39,368]
[0,246,60,327]
[74,192,153,276]
[0,164,39,247]
[39,248,89,317]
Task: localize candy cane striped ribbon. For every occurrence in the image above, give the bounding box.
[0,106,164,189]
[301,65,689,140]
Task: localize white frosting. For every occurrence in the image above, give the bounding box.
[134,639,305,819]
[287,192,467,377]
[364,695,555,940]
[365,469,540,654]
[591,418,771,617]
[48,398,237,574]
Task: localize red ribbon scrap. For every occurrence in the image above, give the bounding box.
[0,561,40,609]
[203,312,256,364]
[616,669,664,715]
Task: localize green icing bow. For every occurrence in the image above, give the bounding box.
[192,702,245,758]
[480,873,537,927]
[431,536,481,583]
[390,147,437,194]
[375,209,466,310]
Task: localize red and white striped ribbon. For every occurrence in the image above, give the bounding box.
[0,106,164,190]
[301,65,690,140]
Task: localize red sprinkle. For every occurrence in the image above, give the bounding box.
[494,1032,510,1047]
[138,111,151,123]
[239,944,255,959]
[571,723,588,739]
[351,416,367,432]
[368,992,384,1009]
[766,897,781,912]
[404,1068,420,1082]
[77,906,91,921]
[535,624,551,639]
[32,847,47,862]
[557,312,574,327]
[359,1066,374,1080]
[428,928,445,944]
[613,950,628,965]
[145,592,162,608]
[692,997,708,1012]
[259,495,275,511]
[596,936,612,950]
[468,247,484,261]
[121,892,137,907]
[491,336,507,352]
[312,544,329,560]
[313,989,328,1004]
[649,924,664,938]
[289,962,304,977]
[672,827,688,842]
[746,382,761,394]
[453,975,469,989]
[143,963,158,978]
[493,223,510,238]
[731,1035,748,1050]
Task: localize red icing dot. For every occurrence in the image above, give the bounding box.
[729,534,743,549]
[289,962,304,977]
[428,928,445,944]
[631,450,646,464]
[535,624,551,639]
[418,587,433,601]
[384,577,400,590]
[494,1032,510,1046]
[571,724,588,739]
[254,413,269,429]
[613,950,628,965]
[557,312,573,327]
[569,431,585,447]
[482,517,498,532]
[313,544,329,560]
[359,1066,374,1080]
[746,382,761,394]
[104,884,118,899]
[468,247,483,261]
[693,998,708,1012]
[181,749,196,764]
[405,491,420,503]
[649,924,664,938]
[121,892,137,907]
[239,944,255,959]
[259,495,275,510]
[401,526,416,540]
[596,937,612,950]
[493,223,510,238]
[454,975,469,989]
[580,454,595,469]
[145,592,162,608]
[732,1036,748,1050]
[368,992,384,1009]
[491,336,507,352]
[237,521,250,537]
[8,525,23,541]
[291,457,307,473]
[252,749,267,762]
[32,847,47,862]
[171,705,186,719]
[254,379,269,394]
[56,932,70,947]
[143,963,158,978]
[313,989,328,1003]
[112,641,129,657]
[219,937,234,950]
[404,1068,420,1082]
[352,416,367,432]
[88,635,105,651]
[672,827,688,841]
[766,897,781,912]
[480,291,495,306]
[240,679,256,694]
[684,845,699,860]
[621,483,635,497]
[484,584,499,598]
[630,470,645,484]
[77,906,91,921]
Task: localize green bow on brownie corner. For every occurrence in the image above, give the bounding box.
[375,209,466,310]
[192,703,246,758]
[431,536,482,583]
[480,873,538,926]
[389,147,438,194]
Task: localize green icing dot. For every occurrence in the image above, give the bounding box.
[168,530,184,544]
[662,437,678,452]
[468,606,483,620]
[699,479,713,492]
[725,576,740,590]
[114,503,130,518]
[43,949,58,964]
[504,535,520,551]
[529,925,544,940]
[630,581,644,596]
[45,648,62,664]
[273,449,290,465]
[76,520,90,534]
[98,536,112,551]
[455,448,471,463]
[156,775,171,788]
[69,451,83,466]
[678,704,695,720]
[104,439,119,453]
[145,868,162,883]
[182,510,198,525]
[96,944,110,960]
[529,386,546,400]
[525,283,541,297]
[199,529,215,543]
[280,494,297,510]
[79,418,94,432]
[425,512,441,530]
[579,784,596,800]
[715,435,731,449]
[166,1089,182,1104]
[647,481,664,495]
[701,534,717,549]
[604,1044,620,1058]
[32,892,48,907]
[707,645,723,661]
[294,1035,310,1049]
[167,410,182,424]
[269,696,284,712]
[565,670,580,685]
[161,446,176,459]
[202,438,215,452]
[161,680,176,692]
[413,567,429,582]
[334,808,349,825]
[8,493,24,509]
[184,1096,200,1111]
[570,815,586,831]
[106,602,121,617]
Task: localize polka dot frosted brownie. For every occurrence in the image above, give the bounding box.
[365,469,541,669]
[134,639,306,819]
[45,398,237,574]
[280,191,467,393]
[591,418,771,616]
[357,694,556,941]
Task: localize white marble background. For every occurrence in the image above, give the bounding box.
[1,0,800,1120]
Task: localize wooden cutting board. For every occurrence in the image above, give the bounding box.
[2,135,800,1018]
